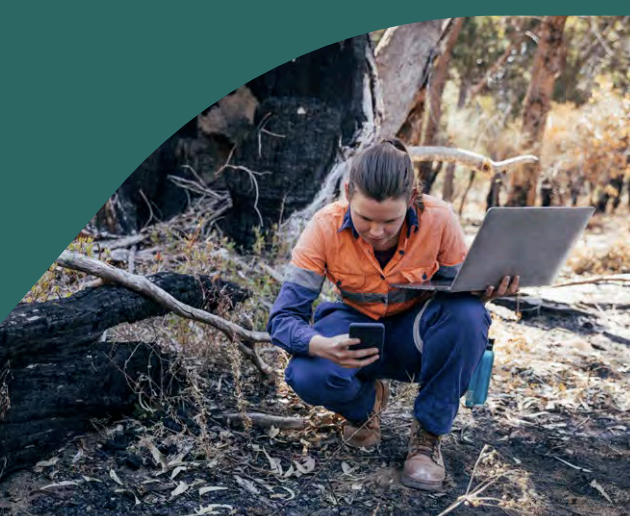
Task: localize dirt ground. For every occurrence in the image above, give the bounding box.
[1,212,629,516]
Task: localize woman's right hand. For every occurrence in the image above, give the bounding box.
[308,334,380,368]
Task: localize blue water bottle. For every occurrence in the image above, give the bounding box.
[465,338,495,407]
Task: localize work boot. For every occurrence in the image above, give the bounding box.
[401,419,445,491]
[342,380,390,448]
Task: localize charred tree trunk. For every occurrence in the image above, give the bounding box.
[596,173,625,213]
[0,273,248,477]
[92,35,381,249]
[486,171,507,210]
[418,18,466,194]
[507,16,568,206]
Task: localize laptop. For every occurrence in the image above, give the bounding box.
[394,207,594,292]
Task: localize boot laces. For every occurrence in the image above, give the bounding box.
[410,427,441,462]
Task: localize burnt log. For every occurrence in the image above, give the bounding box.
[0,273,249,478]
[0,273,248,367]
[0,341,171,479]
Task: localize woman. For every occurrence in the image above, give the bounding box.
[267,139,518,491]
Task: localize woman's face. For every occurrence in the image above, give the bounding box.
[346,184,415,251]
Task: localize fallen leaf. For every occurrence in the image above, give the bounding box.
[81,476,102,483]
[341,462,356,475]
[283,464,295,478]
[590,479,613,503]
[199,486,228,496]
[294,455,315,474]
[234,475,260,495]
[279,486,296,500]
[262,447,283,475]
[109,469,124,486]
[35,457,59,469]
[171,481,189,498]
[41,481,78,490]
[72,449,83,464]
[143,440,168,470]
[267,425,280,439]
[171,466,187,480]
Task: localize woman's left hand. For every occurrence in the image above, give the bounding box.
[473,275,520,304]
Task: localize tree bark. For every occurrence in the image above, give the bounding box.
[0,272,250,478]
[375,20,447,139]
[0,341,176,479]
[1,273,248,367]
[507,16,568,206]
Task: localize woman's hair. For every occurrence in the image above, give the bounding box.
[347,138,422,203]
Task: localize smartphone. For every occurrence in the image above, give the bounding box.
[348,322,385,356]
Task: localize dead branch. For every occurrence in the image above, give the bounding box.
[56,251,273,375]
[407,146,538,174]
[93,233,147,251]
[552,274,630,288]
[217,412,308,430]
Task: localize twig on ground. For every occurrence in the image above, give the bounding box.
[217,412,308,430]
[552,274,630,288]
[551,455,593,473]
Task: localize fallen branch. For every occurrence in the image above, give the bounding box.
[407,146,538,174]
[56,251,273,375]
[217,412,308,430]
[551,274,630,288]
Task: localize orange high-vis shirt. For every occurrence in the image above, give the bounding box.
[284,195,468,320]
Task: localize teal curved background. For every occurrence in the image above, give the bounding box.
[0,4,618,321]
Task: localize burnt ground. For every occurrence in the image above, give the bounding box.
[1,280,629,516]
[2,212,629,516]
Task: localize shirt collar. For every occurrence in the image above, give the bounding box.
[338,206,359,238]
[338,204,419,239]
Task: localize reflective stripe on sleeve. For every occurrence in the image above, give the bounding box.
[283,263,325,292]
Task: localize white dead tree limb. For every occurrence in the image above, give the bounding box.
[56,251,273,375]
[407,146,539,174]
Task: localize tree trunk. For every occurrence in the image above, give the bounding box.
[375,20,447,139]
[92,36,382,250]
[397,89,426,144]
[418,17,466,193]
[0,273,249,477]
[442,74,470,202]
[596,173,625,213]
[507,16,568,206]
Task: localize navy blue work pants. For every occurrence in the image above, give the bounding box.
[285,293,491,436]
